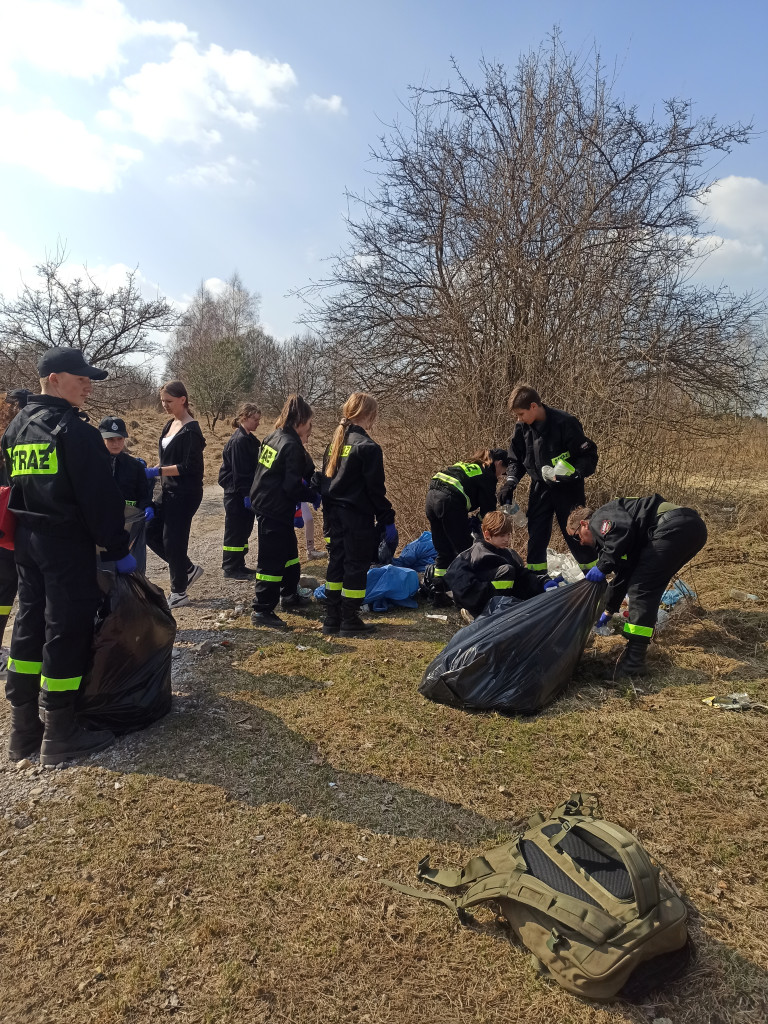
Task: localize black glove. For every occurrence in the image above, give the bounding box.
[498,481,516,506]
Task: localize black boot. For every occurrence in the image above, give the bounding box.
[251,610,291,631]
[8,702,45,761]
[322,592,342,635]
[339,596,376,638]
[40,706,114,766]
[614,638,650,677]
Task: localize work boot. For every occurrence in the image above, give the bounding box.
[223,569,254,580]
[251,610,291,631]
[8,702,45,761]
[280,591,311,610]
[322,593,342,635]
[614,639,650,677]
[339,597,376,638]
[40,707,114,767]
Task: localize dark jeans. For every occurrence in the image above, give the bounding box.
[252,515,300,613]
[222,493,256,570]
[6,527,102,710]
[526,479,596,571]
[146,491,202,593]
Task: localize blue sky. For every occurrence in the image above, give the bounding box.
[1,0,766,342]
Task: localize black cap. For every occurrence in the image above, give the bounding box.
[5,388,34,408]
[98,416,128,438]
[37,347,108,381]
[489,447,510,466]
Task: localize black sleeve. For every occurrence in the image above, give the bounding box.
[506,428,526,487]
[283,441,314,504]
[62,423,129,561]
[594,510,637,575]
[230,434,257,497]
[134,458,151,510]
[564,416,598,480]
[173,431,205,481]
[605,566,631,614]
[477,469,498,516]
[364,444,394,525]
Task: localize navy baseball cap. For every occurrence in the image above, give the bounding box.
[98,416,128,438]
[37,347,108,381]
[5,388,33,408]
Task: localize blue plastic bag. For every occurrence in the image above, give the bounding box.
[392,531,437,571]
[314,564,420,611]
[661,580,696,609]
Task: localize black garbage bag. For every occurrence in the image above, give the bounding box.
[419,579,605,714]
[77,573,176,733]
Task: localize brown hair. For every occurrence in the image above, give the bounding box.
[482,510,515,537]
[160,379,192,414]
[325,392,378,477]
[508,384,542,412]
[274,394,312,432]
[566,506,594,533]
[232,403,261,428]
[469,448,494,467]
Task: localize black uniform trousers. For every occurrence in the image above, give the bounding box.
[6,527,102,710]
[325,505,377,608]
[146,491,202,594]
[526,480,597,572]
[222,493,256,571]
[425,489,473,589]
[252,515,300,613]
[0,546,18,648]
[609,508,707,643]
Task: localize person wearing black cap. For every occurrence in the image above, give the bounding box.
[0,347,136,765]
[425,448,510,606]
[98,415,152,573]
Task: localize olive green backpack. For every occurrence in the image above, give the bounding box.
[383,793,688,1001]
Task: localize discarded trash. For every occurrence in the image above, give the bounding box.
[296,645,310,651]
[655,608,671,632]
[501,502,528,528]
[425,613,449,622]
[661,580,696,609]
[729,589,760,603]
[594,624,614,637]
[702,692,768,712]
[547,548,584,584]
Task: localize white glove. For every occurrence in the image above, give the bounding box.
[541,465,557,483]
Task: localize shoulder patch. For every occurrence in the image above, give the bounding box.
[600,520,612,535]
[581,441,591,449]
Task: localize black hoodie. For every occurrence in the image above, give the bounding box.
[157,419,206,498]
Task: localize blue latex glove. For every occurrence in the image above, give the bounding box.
[145,466,160,479]
[312,492,322,511]
[144,506,155,522]
[596,611,611,627]
[585,566,606,583]
[243,495,251,510]
[115,553,137,574]
[543,579,560,591]
[384,523,398,547]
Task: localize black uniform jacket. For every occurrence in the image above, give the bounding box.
[158,419,206,498]
[219,426,261,497]
[587,495,672,575]
[111,451,151,509]
[320,425,394,525]
[251,427,315,521]
[446,538,544,616]
[506,406,598,489]
[428,461,498,514]
[1,395,129,560]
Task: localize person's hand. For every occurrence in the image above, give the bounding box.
[144,506,155,522]
[541,465,557,483]
[543,579,560,591]
[596,611,611,627]
[115,553,137,574]
[498,481,516,506]
[385,523,398,547]
[243,495,251,510]
[585,566,606,583]
[145,466,160,479]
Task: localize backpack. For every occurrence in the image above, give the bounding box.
[382,793,688,1001]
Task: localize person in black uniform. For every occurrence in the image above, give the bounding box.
[499,385,599,576]
[145,381,206,610]
[425,448,510,605]
[446,509,553,618]
[218,403,261,579]
[319,392,396,637]
[1,348,136,765]
[98,415,152,573]
[250,395,317,631]
[0,390,33,671]
[568,495,707,676]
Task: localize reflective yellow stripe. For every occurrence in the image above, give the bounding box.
[341,445,351,457]
[285,557,300,567]
[433,568,447,577]
[491,580,515,590]
[256,573,282,582]
[624,623,654,637]
[223,545,247,552]
[8,658,42,674]
[578,560,598,570]
[432,472,470,509]
[125,500,137,507]
[341,587,366,599]
[526,562,547,571]
[8,443,58,476]
[325,581,343,591]
[453,462,482,477]
[41,675,82,692]
[324,536,331,544]
[0,605,12,614]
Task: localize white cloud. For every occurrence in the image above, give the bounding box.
[0,0,193,82]
[305,93,347,116]
[702,176,768,238]
[99,41,297,144]
[0,106,142,191]
[169,157,242,187]
[695,234,767,280]
[0,233,38,300]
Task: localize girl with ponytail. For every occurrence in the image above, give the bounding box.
[319,392,395,637]
[218,403,261,579]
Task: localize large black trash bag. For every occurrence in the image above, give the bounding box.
[419,579,605,714]
[77,573,176,733]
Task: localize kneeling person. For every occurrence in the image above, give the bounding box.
[446,510,547,619]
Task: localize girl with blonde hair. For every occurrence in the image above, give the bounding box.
[319,392,395,637]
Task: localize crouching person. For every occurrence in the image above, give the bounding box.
[568,496,707,677]
[446,510,549,620]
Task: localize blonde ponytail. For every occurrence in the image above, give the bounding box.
[325,392,378,477]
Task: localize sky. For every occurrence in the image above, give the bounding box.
[1,0,767,345]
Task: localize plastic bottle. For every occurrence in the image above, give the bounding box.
[501,502,528,528]
[730,589,760,602]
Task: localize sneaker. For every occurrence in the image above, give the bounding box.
[460,608,475,625]
[187,564,205,588]
[251,610,291,631]
[168,591,190,609]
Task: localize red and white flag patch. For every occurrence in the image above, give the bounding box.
[600,520,612,535]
